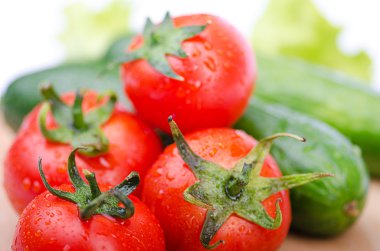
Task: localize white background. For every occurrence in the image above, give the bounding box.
[1,0,380,95]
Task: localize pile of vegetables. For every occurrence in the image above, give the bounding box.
[2,2,376,250]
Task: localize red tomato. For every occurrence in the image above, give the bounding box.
[121,14,255,134]
[12,185,165,251]
[4,91,162,214]
[141,128,290,251]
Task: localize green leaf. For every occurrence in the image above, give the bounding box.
[60,0,130,62]
[118,12,207,80]
[253,0,372,82]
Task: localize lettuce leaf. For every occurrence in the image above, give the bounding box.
[253,0,372,82]
[60,0,130,62]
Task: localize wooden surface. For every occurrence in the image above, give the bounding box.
[0,112,379,251]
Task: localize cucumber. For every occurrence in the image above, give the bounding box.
[235,98,369,236]
[1,35,134,130]
[255,54,380,177]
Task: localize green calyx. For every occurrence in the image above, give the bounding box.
[38,83,116,156]
[168,116,333,249]
[116,12,207,80]
[39,148,139,220]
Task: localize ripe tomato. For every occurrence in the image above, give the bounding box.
[142,128,290,251]
[4,89,161,214]
[121,13,255,134]
[12,186,165,250]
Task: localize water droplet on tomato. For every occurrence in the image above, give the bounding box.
[192,48,201,57]
[204,57,216,72]
[194,80,202,88]
[208,148,217,157]
[34,229,42,237]
[166,170,175,181]
[204,42,212,50]
[22,178,31,191]
[157,189,165,199]
[32,181,42,193]
[100,157,111,168]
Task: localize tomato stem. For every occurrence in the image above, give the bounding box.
[38,83,116,156]
[168,117,333,249]
[114,12,207,80]
[39,148,139,220]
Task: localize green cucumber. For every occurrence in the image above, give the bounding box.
[235,98,369,236]
[1,35,134,130]
[255,54,380,177]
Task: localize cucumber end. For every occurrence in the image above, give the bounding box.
[344,200,360,217]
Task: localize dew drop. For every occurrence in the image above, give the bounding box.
[208,148,217,157]
[34,229,42,237]
[204,57,216,72]
[204,42,212,50]
[166,170,175,181]
[157,189,165,199]
[32,181,42,193]
[239,225,246,233]
[192,48,201,57]
[100,157,111,168]
[22,178,31,191]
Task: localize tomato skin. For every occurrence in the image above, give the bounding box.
[142,128,290,251]
[121,14,255,134]
[12,185,165,251]
[4,92,162,214]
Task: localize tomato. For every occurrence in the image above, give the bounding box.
[12,190,164,251]
[141,118,329,251]
[121,13,255,134]
[4,87,162,214]
[12,150,165,251]
[142,128,288,250]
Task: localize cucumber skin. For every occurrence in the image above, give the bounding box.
[255,55,380,177]
[235,99,369,236]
